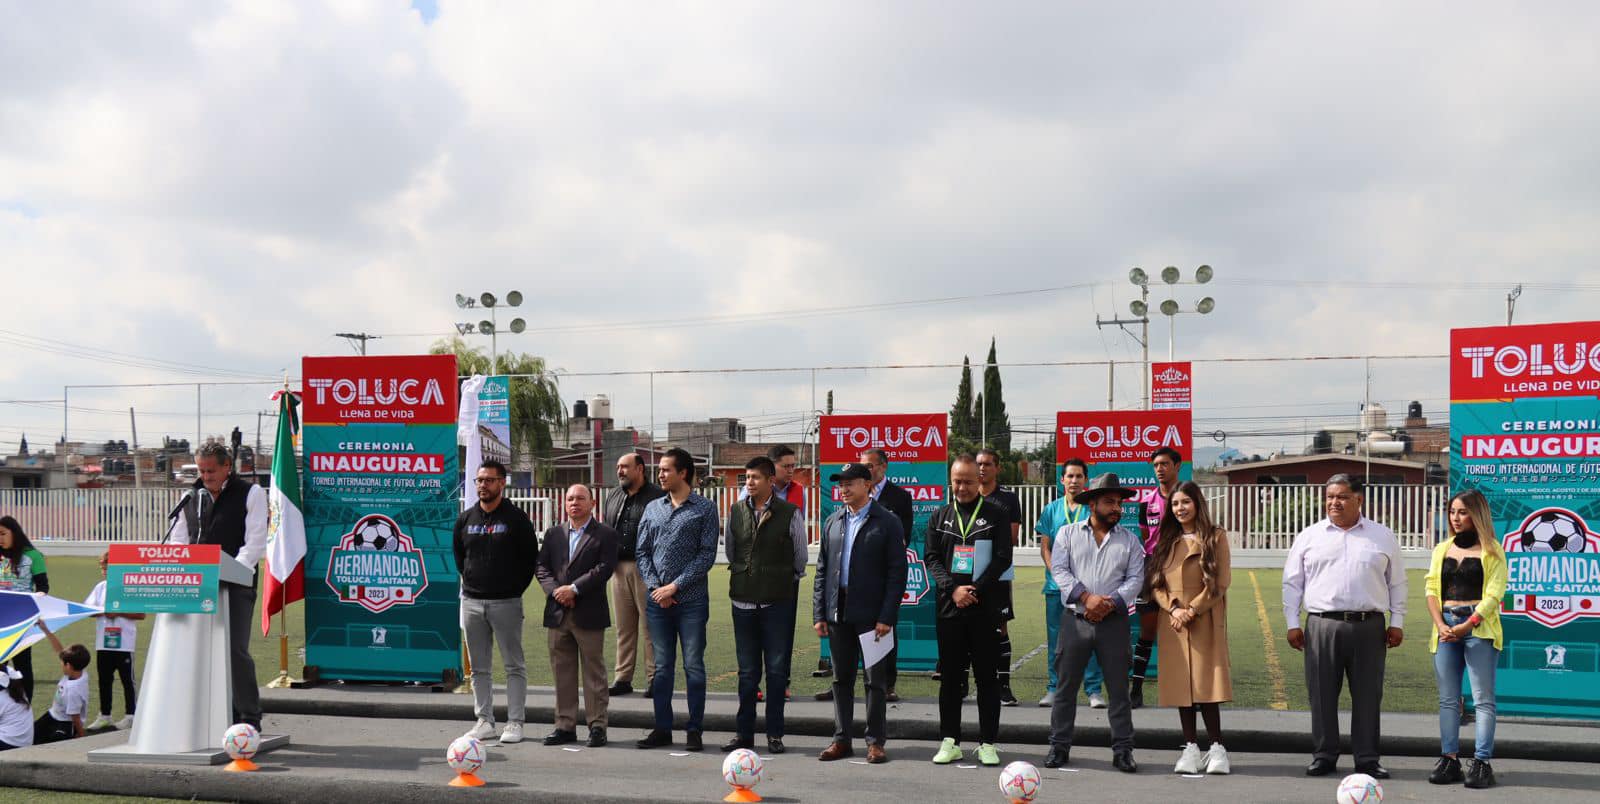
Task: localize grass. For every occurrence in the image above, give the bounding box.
[24,558,1441,718]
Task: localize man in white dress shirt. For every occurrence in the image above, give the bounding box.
[1282,474,1407,780]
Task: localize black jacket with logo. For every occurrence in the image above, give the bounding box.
[923,497,1013,622]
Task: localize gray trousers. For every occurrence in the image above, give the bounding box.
[224,583,261,726]
[827,622,890,746]
[1305,614,1386,763]
[462,597,527,724]
[1049,608,1134,752]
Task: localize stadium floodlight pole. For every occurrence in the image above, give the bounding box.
[1097,269,1151,409]
[455,291,526,372]
[1156,265,1217,361]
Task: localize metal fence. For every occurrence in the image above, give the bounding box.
[4,483,1449,553]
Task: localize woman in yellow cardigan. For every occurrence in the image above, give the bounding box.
[1425,489,1505,790]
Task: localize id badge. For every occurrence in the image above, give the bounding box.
[952,544,976,574]
[103,626,122,650]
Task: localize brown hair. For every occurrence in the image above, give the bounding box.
[1448,489,1503,559]
[1149,481,1224,599]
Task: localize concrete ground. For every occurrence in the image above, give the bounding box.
[1,711,1598,803]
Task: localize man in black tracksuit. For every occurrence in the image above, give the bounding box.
[924,454,1013,765]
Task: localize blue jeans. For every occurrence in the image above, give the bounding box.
[646,595,709,733]
[1046,593,1102,694]
[1434,606,1498,760]
[732,599,796,739]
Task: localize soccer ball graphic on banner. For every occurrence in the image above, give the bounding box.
[722,748,764,788]
[352,516,402,551]
[447,736,486,774]
[222,723,260,760]
[997,761,1042,802]
[1519,509,1589,553]
[1336,772,1383,804]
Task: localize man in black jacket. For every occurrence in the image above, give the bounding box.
[865,448,912,701]
[604,453,666,697]
[453,459,539,745]
[814,463,906,765]
[536,484,620,748]
[925,455,1013,766]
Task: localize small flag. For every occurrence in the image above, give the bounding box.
[262,390,307,635]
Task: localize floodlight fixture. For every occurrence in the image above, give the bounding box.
[506,290,524,307]
[1161,266,1181,285]
[1160,299,1180,316]
[509,318,526,333]
[1129,300,1148,317]
[479,320,495,335]
[455,294,469,308]
[1196,265,1214,284]
[1129,267,1148,286]
[1197,297,1216,314]
[480,292,497,308]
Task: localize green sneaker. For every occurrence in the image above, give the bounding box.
[932,738,963,764]
[977,743,1001,766]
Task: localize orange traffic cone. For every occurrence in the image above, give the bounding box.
[224,757,259,772]
[450,770,486,787]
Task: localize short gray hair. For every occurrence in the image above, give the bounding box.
[1326,473,1364,495]
[196,442,232,465]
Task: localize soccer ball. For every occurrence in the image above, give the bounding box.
[998,761,1042,802]
[1520,510,1588,553]
[447,736,486,774]
[222,723,260,760]
[721,748,763,789]
[353,517,401,551]
[1336,773,1383,804]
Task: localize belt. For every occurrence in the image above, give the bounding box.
[1312,610,1380,622]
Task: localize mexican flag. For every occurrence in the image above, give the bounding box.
[261,389,306,635]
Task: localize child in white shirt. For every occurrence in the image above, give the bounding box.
[0,664,31,750]
[34,640,90,744]
[84,550,144,731]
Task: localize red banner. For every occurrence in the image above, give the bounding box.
[1151,361,1193,410]
[1055,409,1192,464]
[302,355,459,426]
[1451,321,1600,402]
[819,413,948,464]
[108,544,221,565]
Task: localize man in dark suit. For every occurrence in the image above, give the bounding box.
[814,463,907,765]
[536,483,620,748]
[865,448,912,701]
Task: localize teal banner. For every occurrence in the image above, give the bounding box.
[819,413,948,671]
[105,544,221,615]
[1450,321,1600,719]
[301,355,462,683]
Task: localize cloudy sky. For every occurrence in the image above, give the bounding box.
[4,1,1600,459]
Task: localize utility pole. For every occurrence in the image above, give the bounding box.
[1506,285,1523,326]
[129,407,142,488]
[336,332,381,356]
[1097,276,1150,409]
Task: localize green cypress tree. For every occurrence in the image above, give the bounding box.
[981,338,1011,452]
[950,356,976,443]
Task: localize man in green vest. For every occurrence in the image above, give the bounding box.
[723,456,807,755]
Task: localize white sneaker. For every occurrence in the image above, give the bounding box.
[115,715,134,730]
[1174,742,1204,774]
[1088,693,1107,709]
[499,722,524,744]
[1204,743,1231,774]
[1038,691,1055,707]
[86,715,112,731]
[463,719,497,741]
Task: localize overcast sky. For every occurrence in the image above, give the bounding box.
[4,1,1600,459]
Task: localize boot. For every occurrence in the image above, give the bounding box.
[1429,755,1463,785]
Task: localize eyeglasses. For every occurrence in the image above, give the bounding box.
[474,477,505,485]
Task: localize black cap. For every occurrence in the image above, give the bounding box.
[829,463,872,482]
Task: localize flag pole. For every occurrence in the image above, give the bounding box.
[267,375,300,689]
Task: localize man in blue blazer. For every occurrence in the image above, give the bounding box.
[813,463,907,764]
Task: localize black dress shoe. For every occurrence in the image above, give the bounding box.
[1355,762,1391,780]
[721,736,755,752]
[542,729,578,746]
[886,689,900,703]
[999,686,1019,707]
[686,731,704,752]
[1306,758,1338,776]
[1464,759,1495,789]
[586,728,607,748]
[1429,755,1463,785]
[767,737,786,755]
[636,729,672,749]
[608,681,633,697]
[814,688,834,701]
[1113,750,1138,773]
[1043,747,1070,769]
[1128,686,1144,709]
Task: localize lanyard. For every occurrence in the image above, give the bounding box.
[954,501,982,543]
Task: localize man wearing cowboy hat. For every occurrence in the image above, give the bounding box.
[1045,473,1146,773]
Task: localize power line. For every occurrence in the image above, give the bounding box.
[0,328,277,380]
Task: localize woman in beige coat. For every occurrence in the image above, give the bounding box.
[1149,480,1233,775]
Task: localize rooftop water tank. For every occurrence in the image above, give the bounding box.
[591,394,612,420]
[574,399,589,419]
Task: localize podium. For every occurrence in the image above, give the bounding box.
[88,544,290,765]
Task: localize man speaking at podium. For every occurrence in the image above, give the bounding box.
[166,442,268,730]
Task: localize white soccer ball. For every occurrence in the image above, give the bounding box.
[998,760,1042,801]
[1521,510,1588,553]
[353,517,400,551]
[1336,772,1384,804]
[222,723,260,760]
[722,748,763,789]
[447,736,486,774]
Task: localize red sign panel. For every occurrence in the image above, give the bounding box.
[1151,361,1193,410]
[1451,321,1600,402]
[108,544,221,565]
[302,355,459,425]
[1055,410,1192,464]
[819,413,948,464]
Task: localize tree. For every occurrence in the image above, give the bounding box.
[950,356,976,443]
[430,337,565,472]
[980,338,1011,452]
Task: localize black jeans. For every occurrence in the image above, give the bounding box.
[96,650,137,716]
[828,621,891,746]
[936,614,1002,744]
[732,599,797,739]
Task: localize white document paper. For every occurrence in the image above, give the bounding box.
[859,629,895,669]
